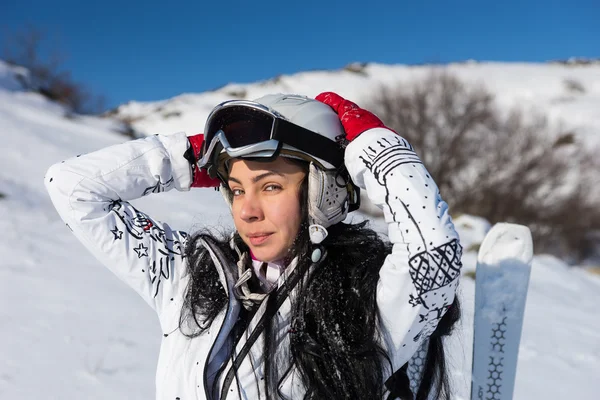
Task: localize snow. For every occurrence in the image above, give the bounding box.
[1,59,600,399]
[475,223,533,322]
[113,61,600,147]
[0,61,28,92]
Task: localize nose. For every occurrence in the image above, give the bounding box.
[239,192,264,223]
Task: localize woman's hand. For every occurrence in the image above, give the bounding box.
[187,134,221,188]
[316,91,405,186]
[315,92,394,141]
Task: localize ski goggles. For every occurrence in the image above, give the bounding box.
[197,100,345,179]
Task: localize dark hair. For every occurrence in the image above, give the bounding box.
[416,298,461,400]
[180,163,460,399]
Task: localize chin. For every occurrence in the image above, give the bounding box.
[250,246,286,263]
[251,248,275,262]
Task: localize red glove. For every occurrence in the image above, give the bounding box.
[315,92,394,142]
[187,134,221,188]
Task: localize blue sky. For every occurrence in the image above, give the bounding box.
[3,0,598,110]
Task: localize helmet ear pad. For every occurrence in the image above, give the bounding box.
[307,162,351,228]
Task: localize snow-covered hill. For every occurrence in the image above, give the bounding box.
[110,61,600,147]
[1,59,600,399]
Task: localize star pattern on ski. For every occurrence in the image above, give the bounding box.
[111,226,123,240]
[486,355,504,400]
[133,243,149,258]
[484,315,508,399]
[491,316,507,354]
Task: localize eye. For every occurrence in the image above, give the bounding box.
[231,188,244,197]
[264,184,282,192]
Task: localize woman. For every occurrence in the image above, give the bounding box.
[45,92,462,399]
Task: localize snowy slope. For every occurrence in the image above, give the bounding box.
[1,59,600,399]
[111,61,600,147]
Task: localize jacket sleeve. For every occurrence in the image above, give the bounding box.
[344,128,462,370]
[44,132,195,317]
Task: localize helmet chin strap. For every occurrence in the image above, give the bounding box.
[229,227,329,311]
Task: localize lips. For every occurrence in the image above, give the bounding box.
[247,232,273,246]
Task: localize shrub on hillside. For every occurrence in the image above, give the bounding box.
[367,72,600,262]
[563,78,586,94]
[2,27,105,114]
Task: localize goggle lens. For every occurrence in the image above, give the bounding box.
[204,105,274,149]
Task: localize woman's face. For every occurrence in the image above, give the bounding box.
[228,157,306,262]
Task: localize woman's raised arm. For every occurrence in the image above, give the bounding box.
[317,92,462,370]
[44,132,218,318]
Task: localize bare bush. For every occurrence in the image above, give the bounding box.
[563,78,586,94]
[224,88,247,98]
[2,27,105,114]
[343,62,369,76]
[372,73,497,200]
[369,72,600,261]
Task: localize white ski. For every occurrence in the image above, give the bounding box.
[470,223,533,400]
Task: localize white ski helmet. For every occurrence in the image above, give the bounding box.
[200,94,360,235]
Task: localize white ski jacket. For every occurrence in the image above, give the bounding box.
[44,128,462,399]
